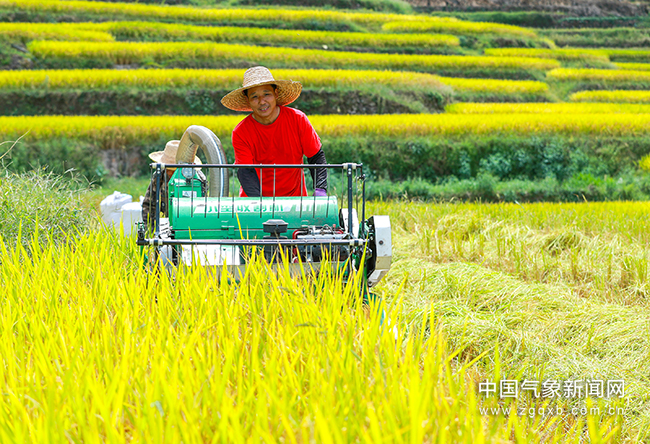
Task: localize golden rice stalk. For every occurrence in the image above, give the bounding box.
[381,19,538,38]
[439,77,548,95]
[95,21,460,49]
[3,21,459,49]
[485,48,610,63]
[446,102,650,114]
[27,41,561,74]
[492,48,650,63]
[4,114,650,145]
[0,68,547,98]
[0,68,545,95]
[0,226,577,443]
[615,62,650,71]
[0,0,459,28]
[569,90,650,103]
[0,22,114,42]
[547,68,650,82]
[601,48,650,62]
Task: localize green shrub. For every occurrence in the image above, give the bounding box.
[4,138,108,181]
[4,134,649,186]
[364,173,650,202]
[432,11,559,28]
[0,168,92,251]
[541,27,650,49]
[323,135,648,183]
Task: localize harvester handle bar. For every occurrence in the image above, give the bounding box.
[347,163,353,236]
[137,238,367,247]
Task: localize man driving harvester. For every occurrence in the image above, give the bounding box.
[220,66,328,198]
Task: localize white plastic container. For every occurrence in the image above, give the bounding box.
[120,201,143,235]
[100,191,142,235]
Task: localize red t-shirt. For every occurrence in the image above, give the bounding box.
[232,106,322,197]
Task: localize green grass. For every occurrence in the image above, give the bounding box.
[540,27,650,49]
[374,200,650,440]
[1,178,644,442]
[0,167,94,250]
[0,214,579,443]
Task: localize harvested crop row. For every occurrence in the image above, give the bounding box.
[0,22,114,42]
[5,114,650,143]
[0,227,530,443]
[487,48,650,63]
[485,48,610,63]
[381,20,538,38]
[0,0,496,31]
[569,90,650,103]
[446,102,650,114]
[1,221,621,442]
[538,27,650,49]
[615,62,650,71]
[2,0,538,39]
[546,68,650,82]
[599,48,650,62]
[26,41,560,78]
[1,21,460,51]
[0,68,548,97]
[0,67,448,90]
[440,77,548,96]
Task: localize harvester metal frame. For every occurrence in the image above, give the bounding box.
[136,163,390,290]
[135,126,391,295]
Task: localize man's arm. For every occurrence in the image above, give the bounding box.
[237,168,261,197]
[141,180,155,230]
[141,178,167,230]
[232,120,262,197]
[307,148,327,195]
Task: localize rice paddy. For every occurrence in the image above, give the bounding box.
[3,0,650,441]
[0,194,645,442]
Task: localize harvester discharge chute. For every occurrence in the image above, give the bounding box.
[137,126,392,298]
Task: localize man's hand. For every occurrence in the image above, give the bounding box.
[314,188,327,197]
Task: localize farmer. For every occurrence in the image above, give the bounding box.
[142,140,203,229]
[220,66,328,198]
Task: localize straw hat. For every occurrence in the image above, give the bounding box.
[221,66,302,112]
[148,140,201,165]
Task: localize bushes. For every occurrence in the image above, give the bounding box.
[432,11,559,29]
[364,174,650,202]
[4,132,648,184]
[3,133,649,202]
[2,138,109,180]
[0,168,92,250]
[323,135,647,183]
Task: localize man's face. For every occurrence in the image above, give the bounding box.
[246,84,278,123]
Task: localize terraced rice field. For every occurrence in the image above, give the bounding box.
[2,0,650,441]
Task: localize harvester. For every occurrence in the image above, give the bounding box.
[136,126,392,299]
